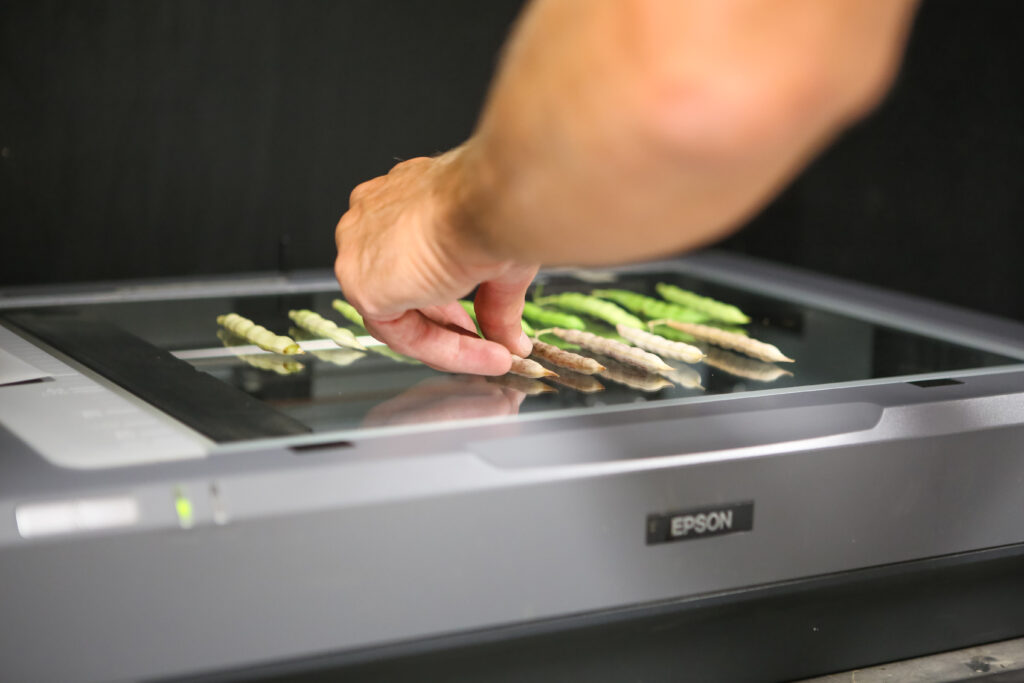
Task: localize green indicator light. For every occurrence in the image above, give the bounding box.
[175,490,194,529]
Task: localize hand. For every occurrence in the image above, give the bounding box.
[334,149,538,375]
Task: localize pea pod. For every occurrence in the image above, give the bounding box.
[522,301,586,330]
[590,289,708,324]
[655,283,750,324]
[534,292,645,329]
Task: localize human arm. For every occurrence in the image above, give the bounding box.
[334,0,919,374]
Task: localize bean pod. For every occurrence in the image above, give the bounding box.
[217,313,302,355]
[546,328,674,374]
[651,319,793,363]
[615,324,705,364]
[510,354,558,379]
[655,283,750,324]
[529,339,605,375]
[331,299,367,330]
[288,309,366,350]
[534,293,645,329]
[590,289,708,324]
[522,301,586,330]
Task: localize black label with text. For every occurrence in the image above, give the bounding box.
[646,501,754,545]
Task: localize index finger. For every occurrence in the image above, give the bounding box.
[364,310,514,375]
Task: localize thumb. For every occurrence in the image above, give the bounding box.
[473,264,539,357]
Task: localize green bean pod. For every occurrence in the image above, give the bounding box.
[649,324,696,344]
[655,283,750,324]
[459,300,535,337]
[331,299,367,330]
[534,292,645,329]
[647,321,746,344]
[522,301,586,330]
[579,319,628,344]
[590,289,709,324]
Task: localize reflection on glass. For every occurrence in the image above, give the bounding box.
[542,365,606,393]
[217,329,305,375]
[699,345,792,383]
[595,354,675,393]
[487,374,557,396]
[362,375,526,427]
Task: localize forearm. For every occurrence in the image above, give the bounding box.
[444,0,919,266]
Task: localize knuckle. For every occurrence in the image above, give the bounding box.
[391,156,430,173]
[348,177,381,205]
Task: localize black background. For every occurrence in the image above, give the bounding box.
[2,1,1022,323]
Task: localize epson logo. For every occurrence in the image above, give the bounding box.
[670,510,734,537]
[647,502,754,545]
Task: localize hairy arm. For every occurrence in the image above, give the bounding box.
[335,0,918,374]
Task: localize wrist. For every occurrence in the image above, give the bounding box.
[433,139,514,270]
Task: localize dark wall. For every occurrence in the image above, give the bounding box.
[2,1,1022,322]
[722,1,1024,322]
[1,0,524,282]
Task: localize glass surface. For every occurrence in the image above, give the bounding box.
[16,271,1023,441]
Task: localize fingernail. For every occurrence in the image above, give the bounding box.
[516,330,533,357]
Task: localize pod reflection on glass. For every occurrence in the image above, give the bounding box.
[217,330,305,375]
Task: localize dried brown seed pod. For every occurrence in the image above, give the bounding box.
[615,325,705,364]
[510,355,558,379]
[650,320,794,363]
[529,339,605,375]
[546,328,674,375]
